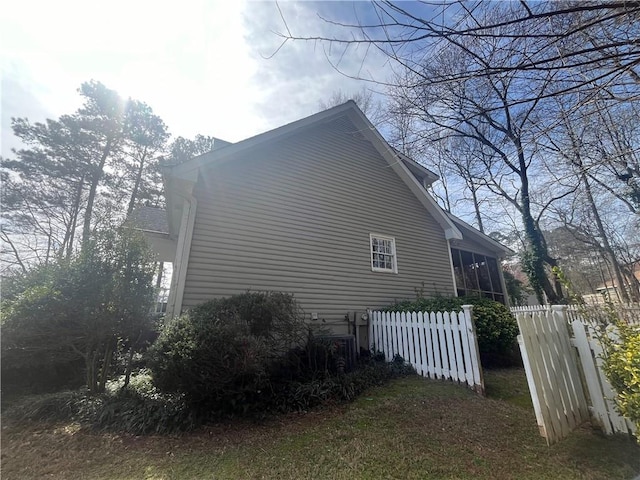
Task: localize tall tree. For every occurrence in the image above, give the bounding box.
[162,134,221,168]
[121,100,170,214]
[73,81,128,248]
[1,81,170,271]
[385,14,568,302]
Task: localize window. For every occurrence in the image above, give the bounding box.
[451,248,505,304]
[370,234,397,273]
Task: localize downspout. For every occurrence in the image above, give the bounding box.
[166,193,198,318]
[446,239,459,297]
[497,256,511,307]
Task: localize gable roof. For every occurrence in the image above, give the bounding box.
[165,101,463,241]
[446,212,514,256]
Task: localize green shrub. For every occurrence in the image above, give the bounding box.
[269,355,415,413]
[602,322,640,441]
[148,292,310,414]
[93,387,195,435]
[1,228,156,394]
[384,295,519,367]
[187,291,308,356]
[5,355,415,433]
[149,291,420,418]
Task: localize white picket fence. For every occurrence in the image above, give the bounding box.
[513,305,636,445]
[511,303,640,325]
[368,306,484,394]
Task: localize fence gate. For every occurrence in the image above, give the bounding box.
[516,306,590,445]
[514,305,636,445]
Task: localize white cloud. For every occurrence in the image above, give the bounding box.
[244,1,390,127]
[1,1,393,157]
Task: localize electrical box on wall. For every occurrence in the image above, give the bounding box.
[311,312,318,320]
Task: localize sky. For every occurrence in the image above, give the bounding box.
[1,1,391,158]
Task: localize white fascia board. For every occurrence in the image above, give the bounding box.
[344,109,463,241]
[446,212,514,257]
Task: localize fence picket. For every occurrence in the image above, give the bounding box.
[458,310,474,386]
[451,312,466,383]
[409,313,420,375]
[425,313,436,379]
[443,312,457,382]
[405,312,416,370]
[571,320,613,434]
[383,312,392,362]
[462,306,483,391]
[401,312,411,365]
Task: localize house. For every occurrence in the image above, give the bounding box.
[589,261,640,303]
[142,101,511,339]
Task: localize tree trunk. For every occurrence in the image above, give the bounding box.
[97,339,115,393]
[82,138,114,249]
[519,154,562,304]
[86,348,99,393]
[580,170,630,302]
[62,176,86,259]
[470,181,484,233]
[126,146,149,215]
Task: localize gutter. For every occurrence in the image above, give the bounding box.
[165,193,198,318]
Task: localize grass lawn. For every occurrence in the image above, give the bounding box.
[2,368,638,480]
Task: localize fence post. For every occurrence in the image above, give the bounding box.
[462,305,484,395]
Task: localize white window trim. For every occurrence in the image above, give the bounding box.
[370,233,398,274]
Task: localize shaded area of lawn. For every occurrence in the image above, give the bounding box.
[2,369,638,480]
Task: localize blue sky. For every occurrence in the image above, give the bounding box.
[1,1,393,157]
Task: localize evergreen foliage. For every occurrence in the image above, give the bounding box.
[602,321,640,442]
[1,227,156,393]
[384,295,519,367]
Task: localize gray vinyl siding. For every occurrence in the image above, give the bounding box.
[182,115,455,328]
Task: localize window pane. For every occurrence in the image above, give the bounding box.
[460,250,479,290]
[487,258,503,294]
[476,254,493,292]
[451,249,465,292]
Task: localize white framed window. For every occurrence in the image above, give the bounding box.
[370,234,398,273]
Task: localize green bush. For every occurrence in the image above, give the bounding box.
[602,322,640,442]
[149,291,418,419]
[148,292,310,414]
[268,355,416,413]
[384,296,519,367]
[1,227,156,394]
